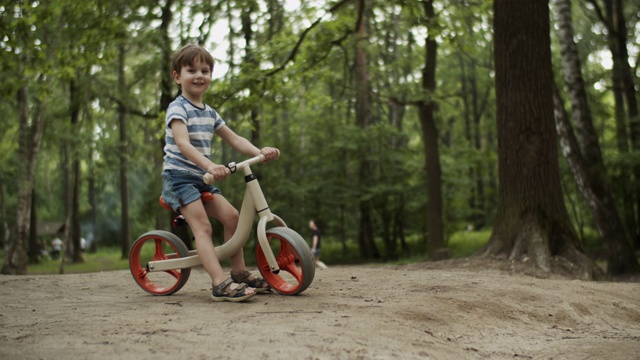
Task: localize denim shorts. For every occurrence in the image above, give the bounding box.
[161,169,221,212]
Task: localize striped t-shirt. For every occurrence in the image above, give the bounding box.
[163,95,226,175]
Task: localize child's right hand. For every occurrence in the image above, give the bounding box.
[207,164,230,181]
[260,147,280,162]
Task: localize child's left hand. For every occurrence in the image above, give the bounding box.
[260,147,280,162]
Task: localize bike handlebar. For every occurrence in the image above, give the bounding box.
[203,150,279,185]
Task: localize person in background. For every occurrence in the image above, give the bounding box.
[309,220,327,269]
[51,237,63,260]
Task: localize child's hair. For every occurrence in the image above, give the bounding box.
[171,44,215,75]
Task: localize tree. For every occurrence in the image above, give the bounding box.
[354,0,379,258]
[157,0,193,249]
[480,0,603,279]
[553,0,638,275]
[449,2,496,230]
[2,2,49,274]
[55,0,128,267]
[3,0,636,269]
[585,0,640,247]
[240,0,262,146]
[117,43,132,260]
[417,0,445,257]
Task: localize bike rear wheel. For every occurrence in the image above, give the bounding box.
[256,227,315,295]
[129,230,191,296]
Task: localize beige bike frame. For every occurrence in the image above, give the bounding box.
[146,155,287,273]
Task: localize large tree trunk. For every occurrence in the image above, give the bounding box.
[591,0,640,246]
[457,49,492,229]
[8,2,56,273]
[157,0,191,248]
[87,107,98,252]
[118,44,131,260]
[608,0,640,248]
[418,0,445,257]
[483,0,603,280]
[3,82,45,275]
[28,189,39,264]
[553,85,639,275]
[600,0,636,243]
[59,143,74,274]
[158,0,175,115]
[0,175,10,255]
[378,6,408,259]
[553,0,638,275]
[241,1,262,147]
[72,156,82,262]
[355,0,378,259]
[69,79,84,264]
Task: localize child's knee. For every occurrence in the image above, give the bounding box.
[223,209,240,229]
[192,221,213,237]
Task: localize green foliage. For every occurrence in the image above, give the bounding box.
[1,0,637,268]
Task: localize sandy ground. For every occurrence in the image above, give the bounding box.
[0,258,639,360]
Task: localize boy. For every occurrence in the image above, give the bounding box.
[162,44,277,302]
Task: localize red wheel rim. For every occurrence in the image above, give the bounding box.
[256,234,305,295]
[129,235,187,296]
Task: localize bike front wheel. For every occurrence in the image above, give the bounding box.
[256,227,316,295]
[129,230,191,296]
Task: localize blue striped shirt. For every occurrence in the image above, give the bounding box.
[163,96,226,175]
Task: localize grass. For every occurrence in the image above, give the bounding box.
[316,229,492,266]
[447,229,491,258]
[27,247,130,275]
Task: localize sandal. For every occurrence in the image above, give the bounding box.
[231,270,272,293]
[211,278,256,302]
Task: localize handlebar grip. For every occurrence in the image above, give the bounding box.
[203,173,215,185]
[258,149,279,162]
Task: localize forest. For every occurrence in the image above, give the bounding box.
[1,0,639,278]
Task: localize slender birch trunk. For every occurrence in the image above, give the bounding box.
[553,0,638,275]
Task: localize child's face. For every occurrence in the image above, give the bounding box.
[173,58,212,102]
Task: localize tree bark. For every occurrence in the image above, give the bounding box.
[86,107,97,252]
[379,5,408,259]
[0,175,9,255]
[69,79,84,264]
[457,49,492,229]
[3,82,45,275]
[28,189,39,263]
[483,0,603,280]
[418,0,445,257]
[553,0,638,275]
[60,143,73,274]
[3,3,44,273]
[241,1,262,147]
[553,84,639,275]
[355,0,379,259]
[609,0,640,248]
[118,44,131,260]
[604,1,636,248]
[157,0,191,247]
[591,0,640,245]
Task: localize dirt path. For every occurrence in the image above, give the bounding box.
[1,259,639,359]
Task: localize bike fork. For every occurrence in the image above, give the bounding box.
[244,165,286,274]
[256,216,279,273]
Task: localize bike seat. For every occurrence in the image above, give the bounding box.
[159,192,215,211]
